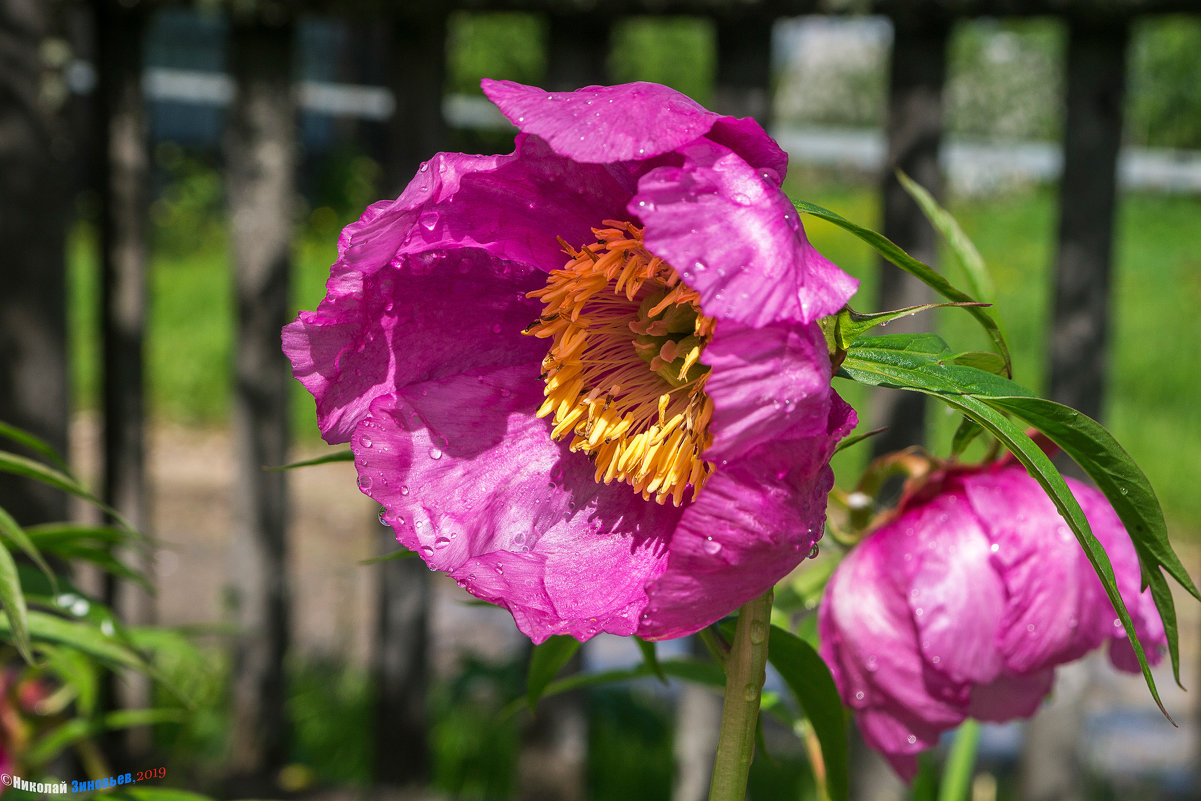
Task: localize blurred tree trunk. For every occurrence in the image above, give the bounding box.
[545,10,610,91]
[0,0,73,525]
[1023,17,1130,801]
[369,10,448,792]
[870,12,949,460]
[712,13,773,126]
[94,0,151,762]
[224,10,296,786]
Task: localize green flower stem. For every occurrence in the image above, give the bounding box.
[708,589,774,801]
[938,718,981,801]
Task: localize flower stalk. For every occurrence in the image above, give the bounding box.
[708,589,774,801]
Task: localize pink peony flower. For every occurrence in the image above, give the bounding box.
[818,459,1165,779]
[283,81,859,643]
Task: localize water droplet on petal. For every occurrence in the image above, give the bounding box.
[401,485,409,495]
[420,545,434,556]
[907,734,917,745]
[419,162,429,172]
[703,537,722,555]
[360,435,373,448]
[358,474,373,491]
[808,544,820,559]
[434,536,451,549]
[420,211,439,231]
[429,448,442,460]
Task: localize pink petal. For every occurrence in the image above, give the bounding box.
[483,79,719,164]
[640,396,854,640]
[282,248,546,444]
[634,140,858,327]
[702,320,832,461]
[352,368,682,644]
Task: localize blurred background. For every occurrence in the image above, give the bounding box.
[1,0,1199,799]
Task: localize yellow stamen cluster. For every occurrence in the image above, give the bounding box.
[525,221,716,506]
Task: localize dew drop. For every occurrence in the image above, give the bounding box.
[401,485,410,495]
[419,211,439,230]
[989,542,1000,553]
[907,734,917,745]
[914,607,924,617]
[100,619,116,637]
[358,474,373,491]
[1120,487,1129,495]
[360,435,373,448]
[1026,623,1036,633]
[783,212,800,231]
[377,509,388,525]
[703,537,722,555]
[742,684,759,702]
[434,536,451,550]
[419,162,429,172]
[71,598,90,617]
[749,621,767,645]
[808,544,820,559]
[854,690,866,702]
[429,448,443,460]
[693,259,708,273]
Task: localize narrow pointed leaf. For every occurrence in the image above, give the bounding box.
[0,451,132,530]
[24,707,186,766]
[986,395,1200,687]
[0,542,33,662]
[0,420,73,474]
[0,506,55,584]
[839,345,1169,716]
[896,170,995,302]
[526,635,580,708]
[267,449,354,470]
[635,636,667,684]
[796,198,1011,375]
[768,625,849,801]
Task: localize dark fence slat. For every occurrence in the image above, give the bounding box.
[225,11,297,784]
[870,13,950,458]
[1045,17,1130,423]
[713,13,773,125]
[95,0,152,762]
[546,9,612,90]
[0,0,72,525]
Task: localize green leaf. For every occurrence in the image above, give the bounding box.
[24,707,186,767]
[896,170,995,302]
[0,541,33,663]
[0,506,55,587]
[526,635,580,708]
[358,549,417,565]
[24,523,137,549]
[767,626,849,801]
[795,198,1012,376]
[0,609,146,670]
[267,449,354,470]
[821,304,989,353]
[952,351,1007,376]
[831,426,886,455]
[635,637,667,684]
[987,395,1201,687]
[39,644,99,716]
[840,346,1172,717]
[0,420,72,474]
[949,416,985,458]
[0,451,132,531]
